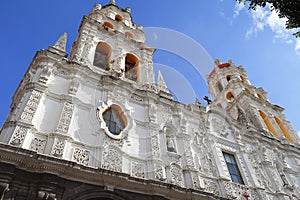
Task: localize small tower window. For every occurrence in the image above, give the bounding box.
[125,32,134,39]
[226,75,232,82]
[223,152,244,185]
[244,88,251,93]
[258,110,278,137]
[240,75,248,84]
[103,22,114,29]
[256,93,263,99]
[93,42,112,70]
[102,105,127,135]
[115,14,123,22]
[226,92,234,102]
[274,117,293,142]
[125,53,139,82]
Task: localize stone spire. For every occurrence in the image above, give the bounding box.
[109,0,116,5]
[157,70,168,93]
[53,32,67,52]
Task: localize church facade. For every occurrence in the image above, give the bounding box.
[0,1,299,200]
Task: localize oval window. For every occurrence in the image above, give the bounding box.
[102,105,127,135]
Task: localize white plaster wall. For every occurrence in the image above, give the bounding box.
[33,97,62,133]
[48,75,70,95]
[69,106,96,145]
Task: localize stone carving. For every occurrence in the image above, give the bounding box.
[21,90,42,122]
[73,32,87,62]
[39,67,52,85]
[184,140,194,167]
[203,179,220,195]
[101,149,122,172]
[247,148,273,191]
[56,102,74,133]
[223,181,256,200]
[131,162,145,178]
[170,164,184,187]
[9,126,28,146]
[191,172,203,190]
[30,137,47,153]
[166,136,176,153]
[51,138,65,157]
[82,36,93,64]
[211,118,228,137]
[151,135,160,158]
[148,104,157,122]
[73,148,89,166]
[155,165,166,181]
[69,80,79,95]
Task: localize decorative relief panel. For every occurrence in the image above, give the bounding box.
[155,165,166,181]
[56,102,74,133]
[20,90,42,123]
[73,148,89,166]
[211,118,228,137]
[30,137,47,153]
[203,179,220,195]
[101,149,122,172]
[9,126,29,147]
[73,32,87,62]
[183,140,194,167]
[151,135,160,158]
[170,163,184,187]
[191,172,203,190]
[131,162,145,178]
[51,138,66,158]
[223,181,258,200]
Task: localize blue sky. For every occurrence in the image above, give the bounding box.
[0,0,299,135]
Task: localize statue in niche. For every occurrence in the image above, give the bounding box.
[167,137,176,153]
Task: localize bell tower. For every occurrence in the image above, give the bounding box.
[207,59,299,144]
[69,1,156,86]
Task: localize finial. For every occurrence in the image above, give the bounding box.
[157,70,168,93]
[125,7,131,13]
[93,4,102,11]
[214,58,220,66]
[109,0,116,5]
[53,32,67,52]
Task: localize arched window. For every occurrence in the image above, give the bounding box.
[244,88,251,93]
[274,117,293,142]
[115,14,123,22]
[226,92,234,102]
[93,42,112,70]
[125,54,139,82]
[257,93,263,99]
[125,32,134,39]
[226,75,232,82]
[103,22,114,29]
[258,110,278,137]
[240,75,248,84]
[102,105,127,135]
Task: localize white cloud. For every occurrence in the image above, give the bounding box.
[233,2,300,58]
[295,39,300,56]
[233,2,245,18]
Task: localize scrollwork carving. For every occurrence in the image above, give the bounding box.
[30,137,46,153]
[56,102,74,133]
[20,90,42,123]
[101,149,122,172]
[73,148,89,166]
[51,138,65,157]
[9,126,28,146]
[131,162,145,178]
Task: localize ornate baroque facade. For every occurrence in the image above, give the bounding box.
[0,1,299,200]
